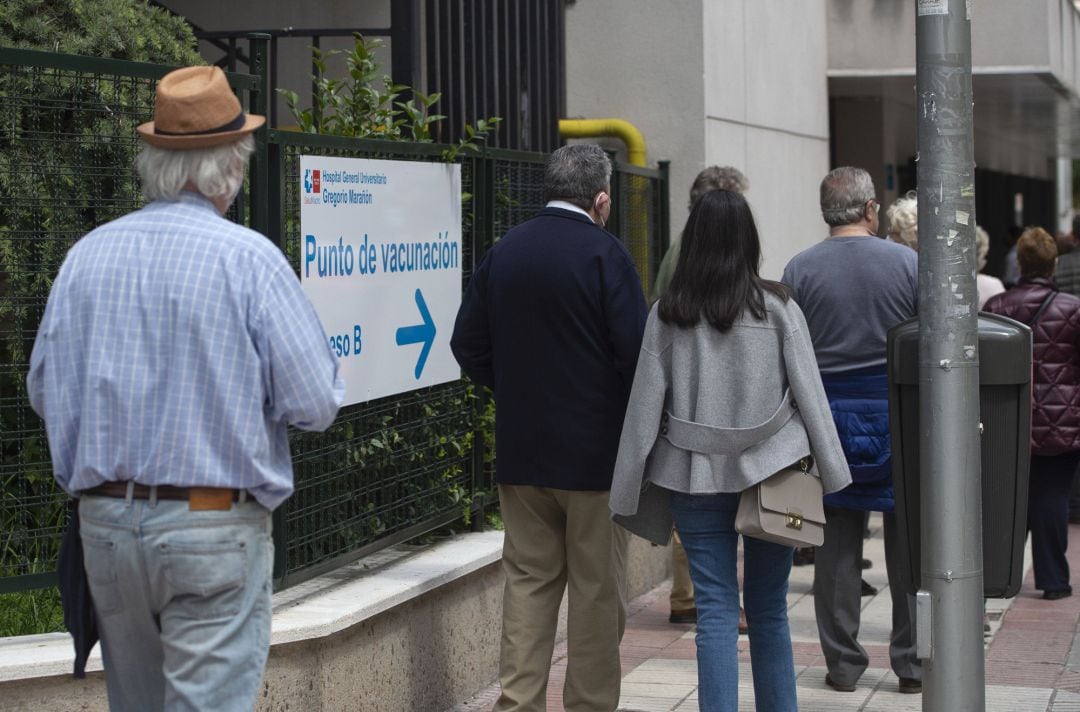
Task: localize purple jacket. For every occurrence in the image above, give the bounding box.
[984,278,1080,455]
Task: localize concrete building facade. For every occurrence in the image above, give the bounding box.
[565,0,1080,277]
[565,0,831,279]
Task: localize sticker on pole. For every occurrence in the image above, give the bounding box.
[299,155,462,406]
[918,0,949,15]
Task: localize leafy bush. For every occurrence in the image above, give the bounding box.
[279,33,500,161]
[0,0,201,631]
[0,589,63,637]
[0,0,201,64]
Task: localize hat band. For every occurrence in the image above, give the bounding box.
[154,111,247,137]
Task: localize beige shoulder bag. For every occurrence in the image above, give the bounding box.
[734,456,825,548]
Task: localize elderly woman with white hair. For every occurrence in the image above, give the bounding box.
[885,192,918,251]
[976,226,1006,307]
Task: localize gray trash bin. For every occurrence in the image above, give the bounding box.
[887,313,1031,598]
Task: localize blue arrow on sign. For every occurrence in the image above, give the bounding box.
[396,288,437,380]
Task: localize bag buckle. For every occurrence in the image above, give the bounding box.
[786,512,804,530]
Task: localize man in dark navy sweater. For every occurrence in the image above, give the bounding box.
[452,144,647,712]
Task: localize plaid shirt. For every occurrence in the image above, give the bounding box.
[28,193,344,510]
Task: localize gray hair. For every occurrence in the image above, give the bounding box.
[543,144,612,210]
[688,165,749,208]
[885,192,918,250]
[820,166,876,227]
[975,225,990,271]
[136,135,254,203]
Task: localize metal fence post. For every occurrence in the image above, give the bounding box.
[248,33,271,238]
[607,150,622,234]
[311,36,322,132]
[470,145,494,532]
[246,32,287,584]
[657,160,671,280]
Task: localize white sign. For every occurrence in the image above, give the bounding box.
[299,155,462,405]
[917,0,949,15]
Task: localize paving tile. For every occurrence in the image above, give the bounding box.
[622,628,693,648]
[620,681,696,699]
[861,690,924,712]
[1058,669,1080,693]
[622,671,699,687]
[658,639,698,660]
[986,660,1062,687]
[669,701,698,712]
[630,658,698,674]
[983,685,1053,711]
[614,695,683,712]
[1052,689,1080,711]
[988,629,1073,664]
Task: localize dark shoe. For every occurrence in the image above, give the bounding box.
[738,607,748,635]
[825,673,856,692]
[861,558,872,570]
[898,677,922,694]
[1043,588,1073,601]
[669,607,697,624]
[792,547,815,566]
[861,578,878,596]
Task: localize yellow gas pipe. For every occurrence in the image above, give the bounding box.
[558,118,647,167]
[558,118,651,290]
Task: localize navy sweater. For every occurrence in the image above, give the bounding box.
[451,207,648,491]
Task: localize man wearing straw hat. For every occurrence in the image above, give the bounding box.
[28,66,344,710]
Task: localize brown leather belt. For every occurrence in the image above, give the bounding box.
[83,482,242,511]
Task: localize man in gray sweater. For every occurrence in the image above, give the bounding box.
[781,166,922,695]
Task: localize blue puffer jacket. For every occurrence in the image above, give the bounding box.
[821,366,894,511]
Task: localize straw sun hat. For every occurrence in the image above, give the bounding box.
[136,66,265,149]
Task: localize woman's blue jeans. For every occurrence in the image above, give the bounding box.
[670,491,797,712]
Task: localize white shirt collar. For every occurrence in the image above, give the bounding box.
[546,200,596,223]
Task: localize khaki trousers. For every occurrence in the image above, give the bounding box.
[669,529,696,611]
[495,484,628,712]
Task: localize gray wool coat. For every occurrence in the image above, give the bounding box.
[609,292,852,545]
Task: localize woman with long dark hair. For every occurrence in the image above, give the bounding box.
[610,190,849,711]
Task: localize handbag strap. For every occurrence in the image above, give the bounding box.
[1025,290,1058,328]
[662,389,798,455]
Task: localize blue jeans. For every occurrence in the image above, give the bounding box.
[670,491,797,712]
[79,494,273,712]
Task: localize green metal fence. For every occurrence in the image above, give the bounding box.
[0,41,670,594]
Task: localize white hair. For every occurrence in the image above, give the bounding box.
[136,135,254,203]
[975,225,990,271]
[885,192,919,250]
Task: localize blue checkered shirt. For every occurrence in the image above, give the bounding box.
[28,193,345,510]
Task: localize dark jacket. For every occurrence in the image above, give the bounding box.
[821,367,894,511]
[451,207,648,491]
[984,278,1080,455]
[1055,251,1080,297]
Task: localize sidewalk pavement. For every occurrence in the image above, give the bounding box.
[449,514,1080,711]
